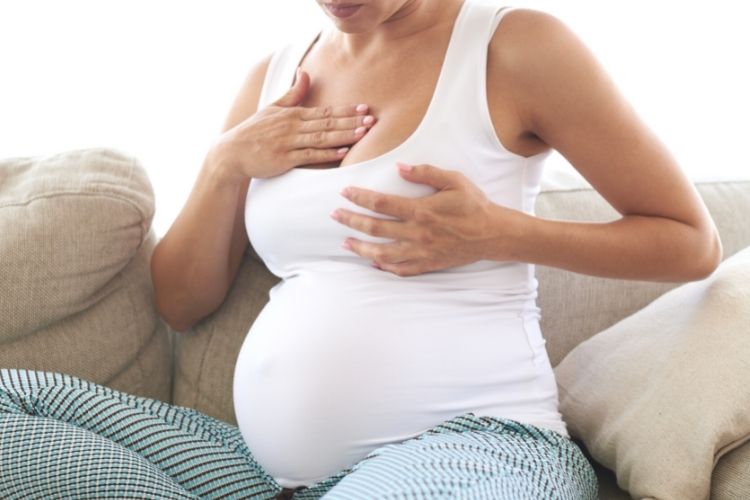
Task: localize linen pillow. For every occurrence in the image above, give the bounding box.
[555,245,750,500]
[0,148,172,403]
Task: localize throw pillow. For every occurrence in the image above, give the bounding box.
[555,245,750,500]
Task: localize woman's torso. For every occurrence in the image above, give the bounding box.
[233,0,567,488]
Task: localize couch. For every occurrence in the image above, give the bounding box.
[2,148,749,498]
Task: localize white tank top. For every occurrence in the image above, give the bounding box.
[233,0,568,488]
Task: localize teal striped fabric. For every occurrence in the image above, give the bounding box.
[0,369,597,499]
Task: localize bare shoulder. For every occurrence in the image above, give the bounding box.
[488,8,626,140]
[488,8,591,77]
[221,53,274,133]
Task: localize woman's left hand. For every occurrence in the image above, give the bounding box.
[330,162,520,276]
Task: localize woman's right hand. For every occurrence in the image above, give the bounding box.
[209,69,374,184]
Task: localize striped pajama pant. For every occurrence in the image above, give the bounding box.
[0,369,598,499]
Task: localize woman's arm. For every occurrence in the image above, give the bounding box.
[328,9,721,281]
[150,56,270,332]
[484,9,722,281]
[152,58,375,331]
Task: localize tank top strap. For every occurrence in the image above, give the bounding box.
[423,1,515,127]
[258,32,321,109]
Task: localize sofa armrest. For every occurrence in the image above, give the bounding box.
[0,148,172,402]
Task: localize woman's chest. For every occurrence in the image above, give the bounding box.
[296,44,446,169]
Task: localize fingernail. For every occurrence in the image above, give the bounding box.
[341,240,353,251]
[397,162,413,172]
[340,187,351,197]
[329,210,341,221]
[354,126,366,136]
[356,104,368,113]
[337,147,349,156]
[362,115,374,125]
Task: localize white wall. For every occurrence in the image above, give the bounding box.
[1,1,748,236]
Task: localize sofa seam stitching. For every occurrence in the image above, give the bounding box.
[539,179,750,195]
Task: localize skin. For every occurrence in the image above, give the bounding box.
[152,0,722,332]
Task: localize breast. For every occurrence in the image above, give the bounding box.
[337,104,434,168]
[244,159,437,279]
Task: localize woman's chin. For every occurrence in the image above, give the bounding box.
[328,19,372,34]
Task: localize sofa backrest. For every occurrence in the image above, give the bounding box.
[536,180,750,365]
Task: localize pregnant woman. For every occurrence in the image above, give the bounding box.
[0,0,721,499]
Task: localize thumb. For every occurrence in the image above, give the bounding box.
[274,69,310,107]
[397,162,455,191]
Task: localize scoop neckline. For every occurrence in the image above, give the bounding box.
[289,0,470,175]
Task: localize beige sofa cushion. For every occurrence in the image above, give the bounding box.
[596,443,750,500]
[0,148,172,402]
[535,181,750,498]
[555,245,750,500]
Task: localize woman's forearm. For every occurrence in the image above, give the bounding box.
[151,153,247,331]
[491,206,723,282]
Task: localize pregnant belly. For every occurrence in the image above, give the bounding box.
[232,272,546,488]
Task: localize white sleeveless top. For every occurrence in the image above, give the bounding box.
[233,0,568,488]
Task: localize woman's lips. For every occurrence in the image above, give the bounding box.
[325,3,362,19]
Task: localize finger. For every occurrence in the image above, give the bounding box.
[397,162,457,191]
[339,187,415,221]
[299,114,376,133]
[274,69,310,107]
[375,259,423,277]
[342,238,407,266]
[299,103,369,121]
[296,127,370,149]
[330,209,415,240]
[289,147,349,166]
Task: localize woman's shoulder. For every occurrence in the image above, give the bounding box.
[222,28,321,131]
[488,8,593,81]
[221,54,274,132]
[487,8,614,116]
[485,7,624,154]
